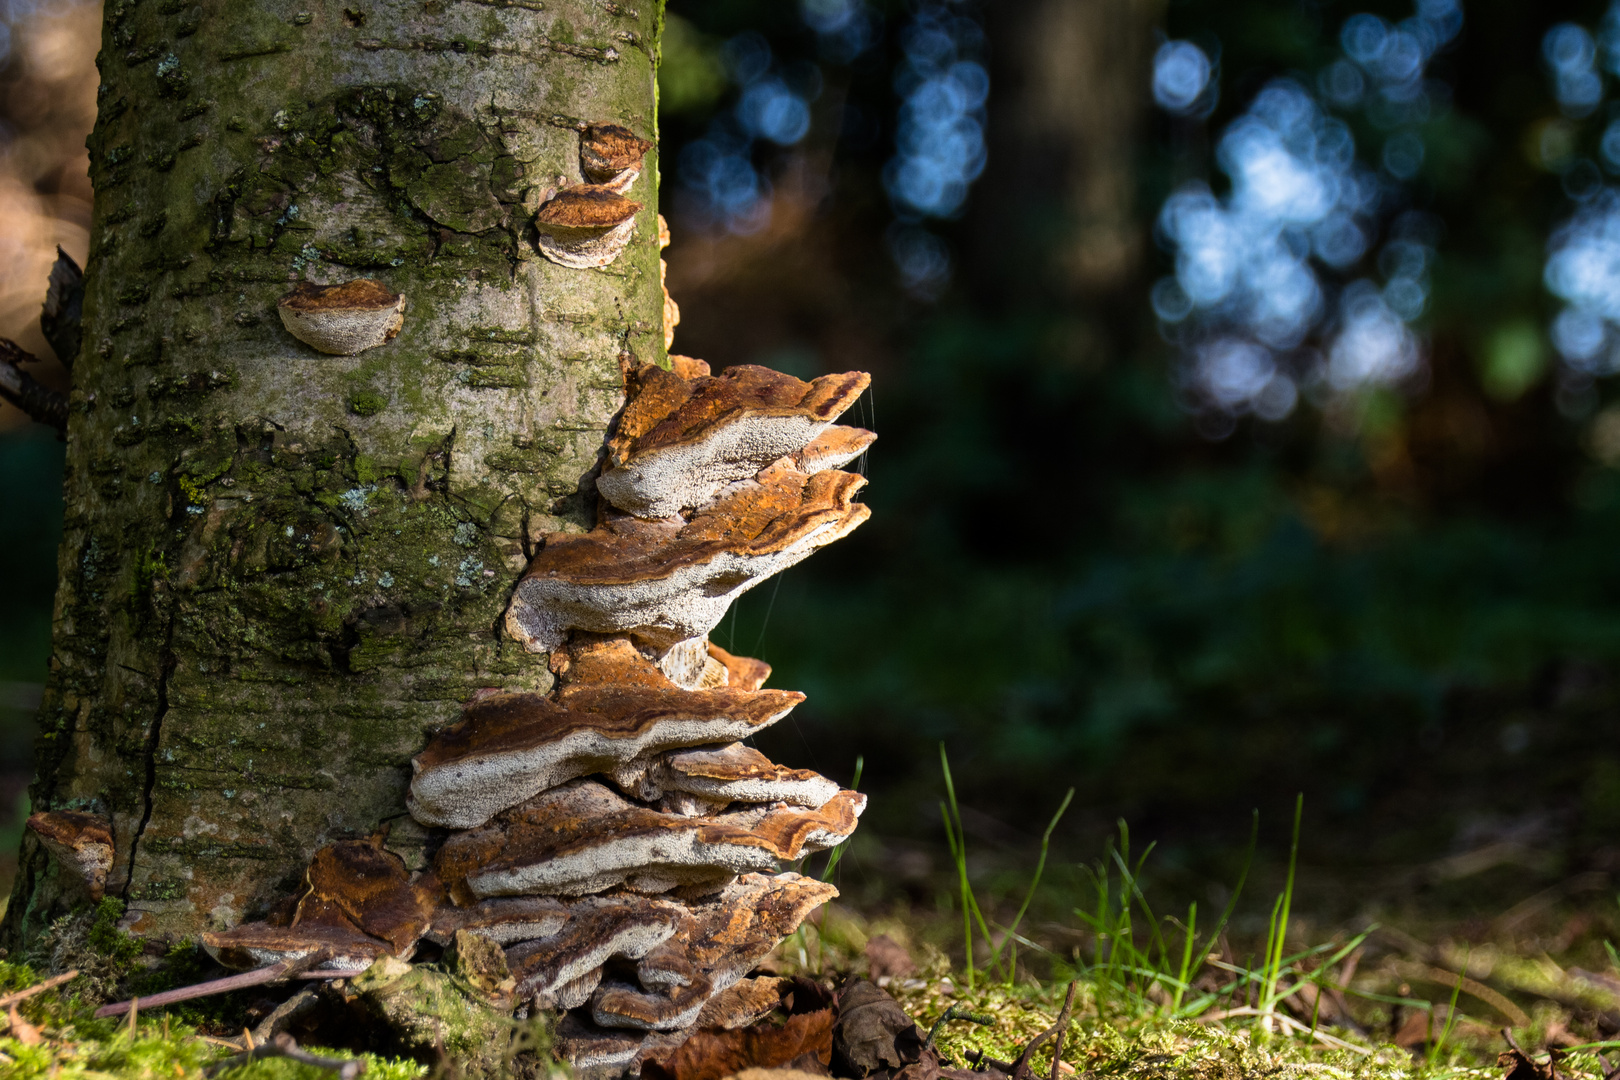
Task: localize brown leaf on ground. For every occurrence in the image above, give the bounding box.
[7,1004,42,1046]
[781,976,837,1016]
[641,1007,835,1080]
[865,935,917,981]
[1499,1044,1568,1080]
[867,1049,1007,1080]
[833,979,925,1078]
[1394,1007,1442,1049]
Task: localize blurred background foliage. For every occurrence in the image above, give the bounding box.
[6,0,1620,929]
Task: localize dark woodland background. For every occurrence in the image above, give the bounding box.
[6,0,1620,934]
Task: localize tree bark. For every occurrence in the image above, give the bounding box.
[5,0,663,946]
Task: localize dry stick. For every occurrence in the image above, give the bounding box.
[0,970,80,1010]
[923,1003,997,1053]
[251,987,319,1044]
[1010,982,1081,1080]
[205,1032,366,1079]
[1045,981,1080,1080]
[94,959,343,1018]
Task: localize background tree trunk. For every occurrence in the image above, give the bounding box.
[4,0,663,946]
[972,0,1163,303]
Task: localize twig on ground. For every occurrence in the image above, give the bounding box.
[251,987,319,1044]
[924,1003,996,1052]
[0,970,80,1010]
[1196,1006,1373,1055]
[0,339,67,431]
[205,1032,366,1079]
[965,1048,1016,1072]
[1046,981,1080,1080]
[1009,981,1080,1080]
[95,953,338,1018]
[1393,961,1530,1029]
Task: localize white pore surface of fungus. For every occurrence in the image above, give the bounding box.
[505,500,869,654]
[536,217,638,270]
[408,703,800,830]
[596,414,832,519]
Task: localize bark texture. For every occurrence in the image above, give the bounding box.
[5,0,664,946]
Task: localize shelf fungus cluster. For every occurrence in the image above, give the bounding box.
[534,123,652,270]
[199,356,874,1075]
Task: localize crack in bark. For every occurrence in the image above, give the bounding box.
[123,615,178,902]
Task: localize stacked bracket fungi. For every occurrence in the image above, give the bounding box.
[192,120,874,1077]
[435,357,874,1068]
[533,122,653,270]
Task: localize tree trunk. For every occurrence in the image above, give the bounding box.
[972,0,1162,302]
[5,0,663,946]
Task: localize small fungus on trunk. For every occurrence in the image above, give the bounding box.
[276,279,405,355]
[581,123,654,193]
[25,811,113,902]
[534,185,643,269]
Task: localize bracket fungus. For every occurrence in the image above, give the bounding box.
[595,363,872,519]
[406,682,805,830]
[276,279,405,355]
[433,778,864,899]
[589,874,836,1031]
[26,810,113,901]
[203,837,436,971]
[202,248,871,1072]
[506,463,870,653]
[660,216,680,350]
[582,123,654,194]
[534,185,642,269]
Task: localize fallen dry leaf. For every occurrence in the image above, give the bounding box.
[642,1008,835,1080]
[7,1005,42,1046]
[1499,1043,1568,1080]
[833,979,924,1078]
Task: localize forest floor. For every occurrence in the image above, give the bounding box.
[1,876,1618,1080]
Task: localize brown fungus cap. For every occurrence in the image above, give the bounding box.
[706,641,771,691]
[434,779,865,900]
[294,838,436,956]
[505,464,870,653]
[662,257,681,352]
[655,635,730,691]
[202,838,434,970]
[589,873,837,1031]
[503,894,685,1005]
[556,1012,691,1076]
[533,185,643,270]
[276,279,405,356]
[668,355,710,380]
[26,810,113,901]
[202,920,395,973]
[630,743,840,810]
[427,895,573,946]
[407,680,804,830]
[581,123,654,193]
[792,425,877,475]
[597,364,871,519]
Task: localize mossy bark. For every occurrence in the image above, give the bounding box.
[4,0,664,947]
